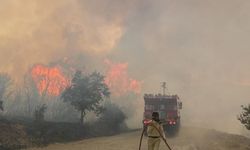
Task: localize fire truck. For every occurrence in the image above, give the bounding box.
[143,84,182,134]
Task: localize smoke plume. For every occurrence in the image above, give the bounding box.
[0,0,137,80]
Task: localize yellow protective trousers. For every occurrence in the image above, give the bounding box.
[148,137,160,150]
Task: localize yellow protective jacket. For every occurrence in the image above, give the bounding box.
[147,120,165,138]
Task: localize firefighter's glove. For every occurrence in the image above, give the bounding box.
[143,119,153,126]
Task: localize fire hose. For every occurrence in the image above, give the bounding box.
[138,123,172,150]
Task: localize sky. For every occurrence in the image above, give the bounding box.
[1,0,250,134]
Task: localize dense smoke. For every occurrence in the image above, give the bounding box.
[1,0,250,135]
[0,0,137,79]
[113,0,250,134]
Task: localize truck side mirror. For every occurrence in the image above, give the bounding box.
[179,102,182,109]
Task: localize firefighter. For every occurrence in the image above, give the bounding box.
[147,112,166,150]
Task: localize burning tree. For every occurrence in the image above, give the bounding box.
[104,59,141,96]
[0,73,11,111]
[238,104,250,130]
[31,64,70,98]
[61,71,110,124]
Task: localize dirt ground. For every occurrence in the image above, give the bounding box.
[26,127,250,150]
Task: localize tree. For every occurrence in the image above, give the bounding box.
[61,71,110,124]
[0,73,11,111]
[238,104,250,130]
[0,101,3,111]
[98,101,127,133]
[23,73,40,117]
[34,104,47,122]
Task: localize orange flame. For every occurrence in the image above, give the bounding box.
[31,64,70,96]
[104,59,141,96]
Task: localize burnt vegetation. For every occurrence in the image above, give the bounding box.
[0,71,127,149]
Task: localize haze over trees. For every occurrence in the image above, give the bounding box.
[61,71,110,124]
[238,104,250,130]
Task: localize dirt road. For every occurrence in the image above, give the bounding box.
[27,127,250,150]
